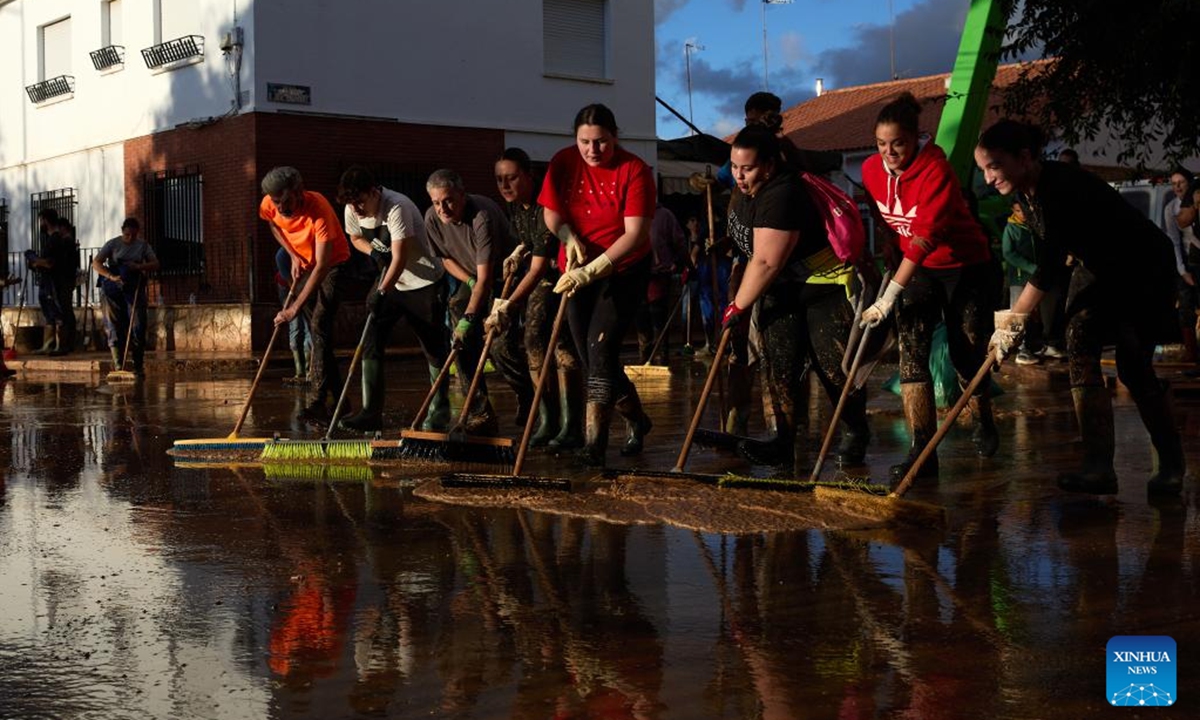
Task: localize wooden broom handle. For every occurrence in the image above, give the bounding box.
[229,278,296,439]
[453,273,517,429]
[512,289,571,477]
[674,326,732,473]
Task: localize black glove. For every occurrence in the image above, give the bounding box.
[366,288,386,314]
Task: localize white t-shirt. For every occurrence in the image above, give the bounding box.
[344,187,443,291]
[1164,196,1199,275]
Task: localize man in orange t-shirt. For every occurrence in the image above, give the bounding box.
[260,166,353,425]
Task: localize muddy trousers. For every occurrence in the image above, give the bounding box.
[299,264,351,410]
[754,281,868,467]
[567,260,651,462]
[101,279,148,371]
[1064,305,1185,491]
[524,279,582,444]
[448,280,534,427]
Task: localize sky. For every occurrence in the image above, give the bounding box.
[654,0,976,139]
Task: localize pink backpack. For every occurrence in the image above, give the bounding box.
[799,171,866,263]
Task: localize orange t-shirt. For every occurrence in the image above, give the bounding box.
[259,191,351,270]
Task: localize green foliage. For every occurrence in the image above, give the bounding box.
[1001,0,1200,166]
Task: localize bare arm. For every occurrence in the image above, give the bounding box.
[441,257,473,285]
[732,227,799,309]
[378,236,410,292]
[1009,281,1046,316]
[603,215,651,265]
[467,262,492,315]
[276,239,332,324]
[507,255,548,307]
[269,225,304,281]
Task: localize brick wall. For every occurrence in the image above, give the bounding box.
[124,112,505,350]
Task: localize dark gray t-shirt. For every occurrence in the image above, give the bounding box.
[424,194,511,279]
[97,236,157,269]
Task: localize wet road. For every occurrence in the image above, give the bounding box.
[1,356,1199,719]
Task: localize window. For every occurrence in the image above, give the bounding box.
[144,167,204,275]
[155,0,198,44]
[102,0,122,47]
[40,16,72,80]
[0,199,9,281]
[29,188,77,254]
[544,0,607,79]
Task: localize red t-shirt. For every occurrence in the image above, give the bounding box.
[538,145,656,271]
[259,191,352,270]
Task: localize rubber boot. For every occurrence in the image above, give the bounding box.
[35,325,56,354]
[422,363,452,432]
[464,398,500,437]
[339,359,384,432]
[528,369,559,447]
[890,382,939,482]
[548,368,584,450]
[738,396,795,468]
[726,361,752,437]
[835,389,871,466]
[578,401,613,467]
[284,348,309,385]
[969,391,1000,458]
[1056,386,1118,494]
[110,345,121,369]
[1132,382,1187,496]
[615,385,652,456]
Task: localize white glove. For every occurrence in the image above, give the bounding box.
[554,254,613,296]
[860,280,904,328]
[561,228,587,268]
[484,298,511,334]
[989,311,1029,365]
[503,244,529,280]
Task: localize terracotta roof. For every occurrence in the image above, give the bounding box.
[781,61,1048,153]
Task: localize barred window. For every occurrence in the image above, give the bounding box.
[144,167,203,275]
[0,198,9,279]
[30,188,77,254]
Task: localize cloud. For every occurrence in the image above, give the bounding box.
[727,0,749,11]
[813,0,968,88]
[655,0,690,25]
[779,31,808,69]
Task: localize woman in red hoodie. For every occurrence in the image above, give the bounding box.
[860,92,1001,481]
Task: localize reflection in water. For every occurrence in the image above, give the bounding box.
[0,376,1198,717]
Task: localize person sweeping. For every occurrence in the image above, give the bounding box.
[540,104,655,467]
[93,217,160,378]
[975,120,1186,495]
[859,92,1001,482]
[723,124,870,472]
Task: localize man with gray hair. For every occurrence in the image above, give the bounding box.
[424,168,532,435]
[259,166,353,426]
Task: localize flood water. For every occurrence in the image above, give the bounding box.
[1,357,1199,719]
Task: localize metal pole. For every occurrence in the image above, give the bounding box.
[685,45,695,133]
[761,0,769,90]
[889,0,897,80]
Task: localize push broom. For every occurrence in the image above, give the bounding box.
[370,346,460,460]
[170,280,298,460]
[259,309,377,462]
[3,266,30,362]
[625,289,684,380]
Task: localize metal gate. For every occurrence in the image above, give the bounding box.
[143,166,204,276]
[29,188,77,253]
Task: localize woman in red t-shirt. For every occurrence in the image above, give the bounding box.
[540,104,656,467]
[859,93,1001,482]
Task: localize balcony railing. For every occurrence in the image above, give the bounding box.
[90,45,125,71]
[25,75,75,104]
[141,35,204,70]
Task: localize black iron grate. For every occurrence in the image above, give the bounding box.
[90,45,126,71]
[25,75,75,103]
[141,35,204,69]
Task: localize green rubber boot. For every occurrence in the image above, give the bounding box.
[548,368,585,451]
[528,369,560,447]
[423,363,451,432]
[339,358,384,433]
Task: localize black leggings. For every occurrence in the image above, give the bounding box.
[567,259,650,405]
[524,279,580,373]
[364,279,449,369]
[896,261,1000,394]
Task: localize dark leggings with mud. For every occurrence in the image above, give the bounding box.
[758,281,866,443]
[567,258,650,405]
[895,261,999,393]
[524,279,580,373]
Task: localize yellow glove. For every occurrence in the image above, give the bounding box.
[561,230,587,268]
[989,310,1029,365]
[484,298,511,334]
[553,254,613,296]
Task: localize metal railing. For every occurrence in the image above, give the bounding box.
[90,45,125,71]
[141,35,204,69]
[25,75,75,103]
[30,189,77,254]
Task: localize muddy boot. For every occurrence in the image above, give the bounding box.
[835,389,871,466]
[109,345,121,369]
[464,399,500,437]
[339,359,384,433]
[969,391,1000,458]
[890,381,939,482]
[1133,383,1187,496]
[285,348,309,385]
[726,361,752,436]
[1056,386,1118,494]
[615,385,652,456]
[422,363,452,432]
[297,399,332,428]
[578,401,612,467]
[35,325,56,354]
[528,369,559,447]
[738,398,795,468]
[549,369,585,451]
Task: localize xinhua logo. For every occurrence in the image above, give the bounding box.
[1107,636,1176,707]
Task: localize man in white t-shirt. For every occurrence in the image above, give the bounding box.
[1165,168,1199,364]
[335,166,451,432]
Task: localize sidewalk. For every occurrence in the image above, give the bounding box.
[5,345,428,376]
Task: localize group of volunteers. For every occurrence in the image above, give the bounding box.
[255,95,1187,496]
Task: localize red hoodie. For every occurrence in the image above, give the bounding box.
[862,141,991,269]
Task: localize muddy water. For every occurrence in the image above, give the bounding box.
[1,361,1199,718]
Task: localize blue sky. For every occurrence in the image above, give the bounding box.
[654,0,975,138]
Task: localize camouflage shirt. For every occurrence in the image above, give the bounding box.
[507,201,559,275]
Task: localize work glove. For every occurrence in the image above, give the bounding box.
[721,302,746,334]
[484,298,511,334]
[366,287,386,314]
[452,313,476,349]
[860,280,904,329]
[553,254,613,296]
[503,245,529,281]
[562,231,587,269]
[989,310,1029,365]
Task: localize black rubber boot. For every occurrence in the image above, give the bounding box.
[1057,386,1118,494]
[1132,382,1187,496]
[738,395,795,468]
[528,369,559,447]
[726,361,753,436]
[464,399,500,437]
[835,389,871,466]
[890,382,939,482]
[615,385,652,456]
[578,401,612,467]
[422,363,451,432]
[339,358,384,433]
[970,391,1000,458]
[548,369,585,451]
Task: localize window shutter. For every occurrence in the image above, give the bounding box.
[42,17,72,79]
[105,0,123,47]
[160,0,198,42]
[544,0,606,79]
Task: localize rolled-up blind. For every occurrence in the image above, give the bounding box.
[544,0,606,79]
[42,17,72,79]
